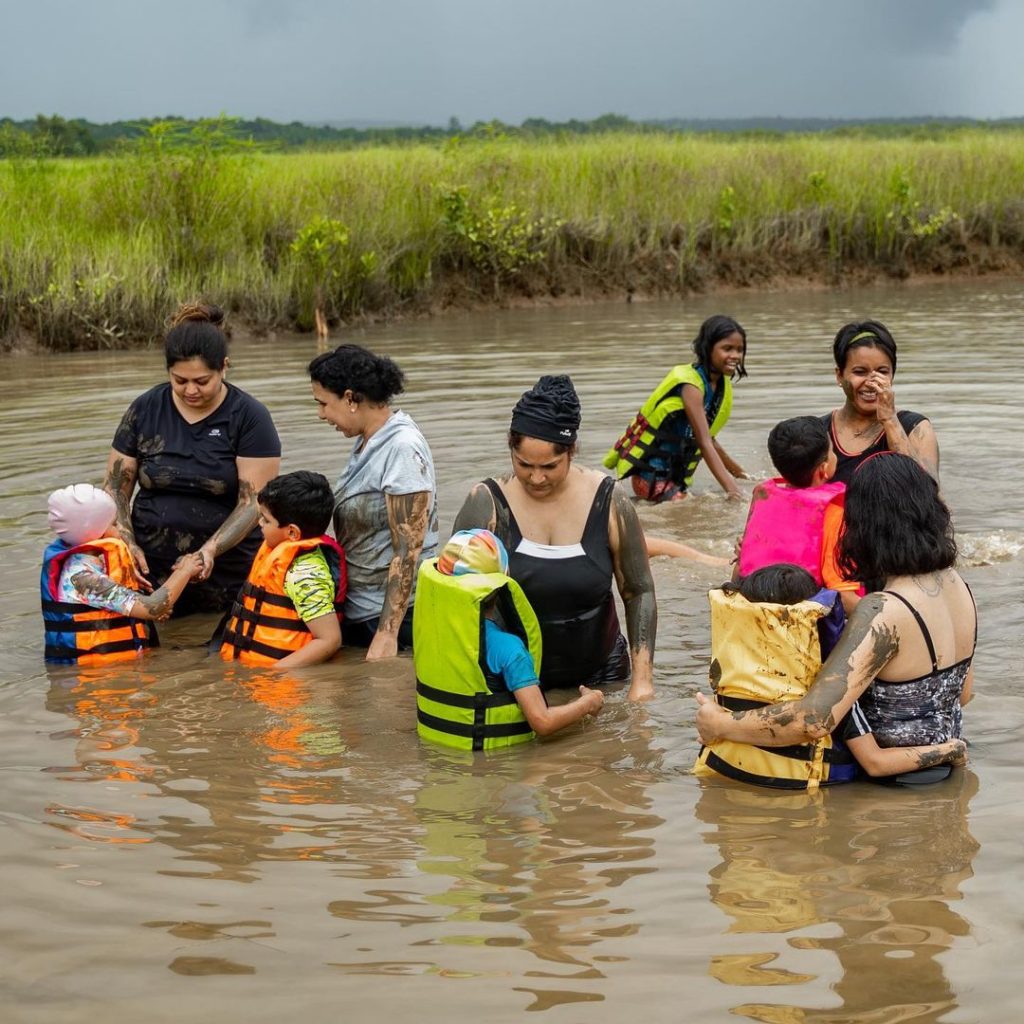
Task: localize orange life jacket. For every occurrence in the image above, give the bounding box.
[220,536,346,667]
[41,537,156,665]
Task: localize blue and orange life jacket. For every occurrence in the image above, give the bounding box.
[41,537,156,665]
[220,536,346,667]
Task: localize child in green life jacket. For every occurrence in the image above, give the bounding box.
[605,315,749,502]
[413,529,603,751]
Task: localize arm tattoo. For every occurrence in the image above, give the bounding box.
[737,594,899,741]
[610,487,657,663]
[379,491,431,633]
[206,478,258,555]
[104,456,138,541]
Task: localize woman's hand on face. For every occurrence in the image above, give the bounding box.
[870,370,897,423]
[695,691,732,744]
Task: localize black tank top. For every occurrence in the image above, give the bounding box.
[484,477,625,688]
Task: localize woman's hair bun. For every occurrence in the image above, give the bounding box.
[168,301,226,331]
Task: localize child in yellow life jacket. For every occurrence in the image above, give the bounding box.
[736,415,862,614]
[605,314,749,503]
[221,471,346,670]
[695,564,967,788]
[414,529,604,751]
[42,484,202,664]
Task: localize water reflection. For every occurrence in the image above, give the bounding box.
[697,772,979,1022]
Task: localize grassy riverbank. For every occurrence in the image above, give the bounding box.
[3,131,1024,350]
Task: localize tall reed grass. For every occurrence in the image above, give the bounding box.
[3,132,1024,349]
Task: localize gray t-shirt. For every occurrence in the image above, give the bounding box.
[332,410,439,623]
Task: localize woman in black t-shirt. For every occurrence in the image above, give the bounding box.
[103,303,281,615]
[821,320,939,485]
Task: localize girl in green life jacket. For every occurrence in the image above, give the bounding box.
[604,315,749,502]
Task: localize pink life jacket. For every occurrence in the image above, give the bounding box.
[738,478,846,584]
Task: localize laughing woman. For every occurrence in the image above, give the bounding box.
[823,320,939,484]
[104,303,281,615]
[309,344,438,660]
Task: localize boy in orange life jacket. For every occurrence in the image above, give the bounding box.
[736,416,861,614]
[42,484,202,664]
[220,471,346,670]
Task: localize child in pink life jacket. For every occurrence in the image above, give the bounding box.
[42,484,201,664]
[736,416,861,612]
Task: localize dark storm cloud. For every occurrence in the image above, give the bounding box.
[0,0,1014,124]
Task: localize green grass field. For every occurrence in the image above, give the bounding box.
[3,131,1024,349]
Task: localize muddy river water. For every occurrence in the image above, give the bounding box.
[1,280,1021,1022]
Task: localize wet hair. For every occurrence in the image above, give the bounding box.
[308,344,405,404]
[692,315,747,380]
[724,563,818,605]
[258,471,335,539]
[165,301,229,371]
[838,454,956,590]
[767,416,831,488]
[832,320,898,374]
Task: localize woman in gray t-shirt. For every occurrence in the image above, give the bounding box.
[309,345,438,660]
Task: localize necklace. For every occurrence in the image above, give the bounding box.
[838,409,882,441]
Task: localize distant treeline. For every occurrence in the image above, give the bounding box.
[4,111,1024,157]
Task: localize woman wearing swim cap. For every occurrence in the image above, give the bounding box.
[103,302,281,615]
[453,375,657,702]
[822,320,939,484]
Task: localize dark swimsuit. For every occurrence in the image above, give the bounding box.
[853,588,975,748]
[822,409,927,485]
[484,477,629,690]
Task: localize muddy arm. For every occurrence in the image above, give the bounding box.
[609,485,657,701]
[696,593,898,745]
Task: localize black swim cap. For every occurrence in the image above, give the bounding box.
[510,374,581,445]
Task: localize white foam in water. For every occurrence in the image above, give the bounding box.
[958,531,1024,566]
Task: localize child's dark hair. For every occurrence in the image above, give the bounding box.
[308,344,405,404]
[832,320,897,374]
[165,301,229,370]
[767,416,831,487]
[838,454,955,591]
[725,563,818,605]
[258,471,335,539]
[692,315,747,380]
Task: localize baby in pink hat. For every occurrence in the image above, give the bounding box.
[42,484,201,664]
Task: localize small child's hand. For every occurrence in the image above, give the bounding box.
[579,685,604,715]
[174,551,205,579]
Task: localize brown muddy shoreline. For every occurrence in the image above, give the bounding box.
[6,258,1024,356]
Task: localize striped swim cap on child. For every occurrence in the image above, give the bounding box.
[437,529,509,576]
[47,484,117,547]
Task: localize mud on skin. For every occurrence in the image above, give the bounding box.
[610,486,657,663]
[379,491,431,633]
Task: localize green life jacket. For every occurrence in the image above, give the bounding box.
[413,560,542,751]
[603,363,732,486]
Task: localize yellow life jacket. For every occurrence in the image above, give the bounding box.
[41,537,156,664]
[693,588,849,790]
[603,363,732,485]
[413,560,541,751]
[220,537,344,667]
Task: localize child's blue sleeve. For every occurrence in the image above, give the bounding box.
[484,620,540,692]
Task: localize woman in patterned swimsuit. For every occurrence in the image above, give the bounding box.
[697,453,974,781]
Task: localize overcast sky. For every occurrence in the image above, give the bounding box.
[2,0,1021,124]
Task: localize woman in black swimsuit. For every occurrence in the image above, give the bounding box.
[822,320,939,484]
[453,375,657,701]
[697,453,974,780]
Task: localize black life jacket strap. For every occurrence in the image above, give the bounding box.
[44,636,154,660]
[416,679,518,710]
[700,747,812,791]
